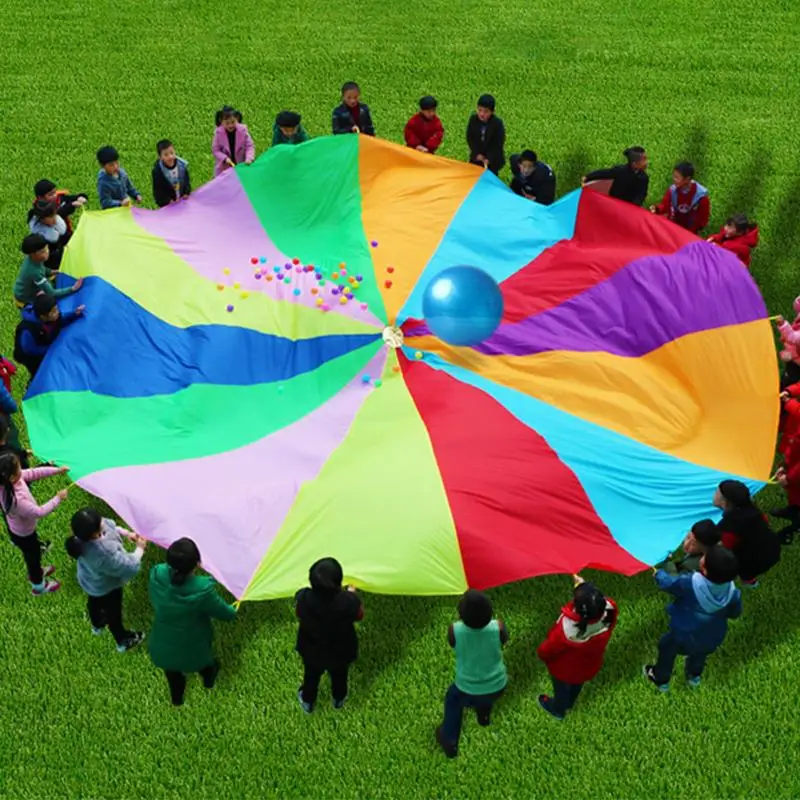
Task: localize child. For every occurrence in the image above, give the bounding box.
[509,149,556,205]
[14,294,85,380]
[332,82,376,136]
[148,538,237,706]
[65,508,146,652]
[28,200,71,270]
[774,460,800,545]
[30,179,87,234]
[272,111,310,146]
[663,519,721,574]
[0,403,29,469]
[650,161,710,233]
[707,214,759,268]
[583,147,650,206]
[436,589,508,759]
[295,557,363,713]
[404,96,444,154]
[96,146,142,210]
[714,480,780,587]
[13,234,83,308]
[644,544,742,690]
[212,106,256,176]
[466,94,506,175]
[775,298,800,389]
[0,452,67,595]
[536,578,617,720]
[152,139,192,208]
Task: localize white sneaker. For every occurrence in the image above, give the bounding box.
[31,579,60,596]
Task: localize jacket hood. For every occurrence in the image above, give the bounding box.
[151,562,212,603]
[691,571,735,613]
[741,225,759,247]
[560,600,613,641]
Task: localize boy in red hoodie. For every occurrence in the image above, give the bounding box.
[707,213,759,268]
[773,386,800,544]
[404,96,444,154]
[537,577,617,720]
[650,161,710,233]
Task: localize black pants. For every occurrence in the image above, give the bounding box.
[550,678,584,716]
[9,531,43,585]
[300,661,349,706]
[164,664,218,706]
[87,589,131,645]
[773,505,800,540]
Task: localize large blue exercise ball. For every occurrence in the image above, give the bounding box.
[422,266,504,347]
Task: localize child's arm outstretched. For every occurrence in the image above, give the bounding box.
[103,534,146,581]
[653,569,690,597]
[202,588,238,621]
[15,485,67,521]
[21,465,67,483]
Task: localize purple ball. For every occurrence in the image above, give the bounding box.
[284,263,292,271]
[254,273,263,280]
[226,305,234,312]
[355,274,363,282]
[315,272,323,280]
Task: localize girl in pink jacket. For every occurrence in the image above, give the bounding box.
[212,106,256,176]
[776,296,800,390]
[0,452,68,595]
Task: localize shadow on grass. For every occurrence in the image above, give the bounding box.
[557,145,592,198]
[681,120,711,180]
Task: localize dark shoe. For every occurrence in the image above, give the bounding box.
[203,660,220,690]
[476,708,491,727]
[332,695,347,710]
[770,507,792,520]
[116,631,145,653]
[643,664,669,692]
[435,726,458,759]
[297,688,313,714]
[538,694,564,721]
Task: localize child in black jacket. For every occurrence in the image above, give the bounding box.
[332,82,375,136]
[152,140,192,208]
[466,94,506,175]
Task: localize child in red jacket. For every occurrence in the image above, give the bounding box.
[404,96,444,154]
[707,214,759,268]
[650,161,710,233]
[537,577,618,720]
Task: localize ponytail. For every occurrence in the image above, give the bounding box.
[66,507,102,559]
[573,582,611,637]
[0,452,20,513]
[167,538,201,585]
[65,536,85,559]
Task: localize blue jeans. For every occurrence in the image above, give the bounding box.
[549,678,584,716]
[441,683,505,745]
[653,632,710,684]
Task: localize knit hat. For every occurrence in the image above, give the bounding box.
[34,179,56,197]
[21,233,47,254]
[419,95,437,110]
[275,110,301,128]
[477,93,496,111]
[718,479,751,508]
[96,146,119,165]
[32,200,57,219]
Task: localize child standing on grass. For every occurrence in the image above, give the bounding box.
[404,96,444,154]
[212,106,256,176]
[65,507,146,653]
[295,557,363,713]
[536,577,617,720]
[649,161,710,233]
[663,519,721,574]
[152,139,192,208]
[28,200,72,270]
[30,179,87,234]
[0,452,67,595]
[332,82,376,136]
[436,589,508,759]
[774,299,800,390]
[707,214,759,268]
[148,538,237,706]
[583,147,650,206]
[272,111,310,146]
[644,544,741,691]
[96,146,142,210]
[466,94,505,175]
[13,234,83,308]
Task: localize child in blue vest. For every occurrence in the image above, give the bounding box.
[436,589,508,759]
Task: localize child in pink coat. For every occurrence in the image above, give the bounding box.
[0,452,68,594]
[212,106,256,176]
[776,296,800,390]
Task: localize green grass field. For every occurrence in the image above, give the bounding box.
[2,0,800,797]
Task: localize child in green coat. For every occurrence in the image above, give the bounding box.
[272,111,310,146]
[148,538,237,706]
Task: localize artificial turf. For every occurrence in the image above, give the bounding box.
[2,0,800,797]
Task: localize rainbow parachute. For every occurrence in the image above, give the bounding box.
[26,135,778,601]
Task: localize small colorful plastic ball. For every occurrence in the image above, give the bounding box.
[311,287,319,295]
[351,281,360,289]
[360,303,368,311]
[392,365,401,373]
[320,303,331,312]
[233,282,241,289]
[371,241,378,248]
[241,291,249,299]
[266,274,274,282]
[283,277,292,284]
[387,266,395,273]
[293,288,301,296]
[223,268,231,275]
[250,257,258,264]
[348,276,356,284]
[339,296,348,305]
[339,262,346,269]
[355,274,363,282]
[374,379,383,388]
[340,268,348,276]
[254,273,263,280]
[332,271,340,280]
[361,375,371,384]
[227,305,234,312]
[318,279,326,286]
[332,287,340,295]
[284,263,292,270]
[315,298,324,307]
[292,257,300,265]
[315,272,323,280]
[414,351,423,360]
[384,280,393,289]
[273,266,281,273]
[295,266,302,273]
[216,284,224,291]
[259,256,267,263]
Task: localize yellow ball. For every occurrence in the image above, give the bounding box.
[414,351,423,360]
[223,268,230,275]
[339,296,348,305]
[315,298,324,307]
[241,291,249,299]
[233,282,240,289]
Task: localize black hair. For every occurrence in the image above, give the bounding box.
[477,93,496,111]
[624,146,647,165]
[215,106,243,126]
[719,479,751,509]
[275,110,301,128]
[96,145,119,165]
[674,161,695,178]
[309,557,343,598]
[691,519,721,548]
[341,81,360,95]
[66,507,102,559]
[419,95,437,110]
[32,200,57,219]
[573,582,616,636]
[156,139,173,155]
[703,544,739,584]
[520,149,538,163]
[458,589,493,629]
[21,233,47,255]
[726,213,751,233]
[34,179,56,197]
[0,452,20,513]
[33,294,57,319]
[0,415,8,443]
[167,538,201,585]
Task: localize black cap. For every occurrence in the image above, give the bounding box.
[21,233,47,254]
[34,179,56,197]
[275,110,301,128]
[96,145,119,165]
[419,95,437,110]
[477,93,496,111]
